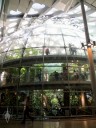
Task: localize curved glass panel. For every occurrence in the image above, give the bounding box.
[0,42,12,53]
[26,35,44,48]
[5,49,22,61]
[0,18,94,64]
[0,52,6,64]
[9,39,25,50]
[24,48,43,57]
[45,35,64,47]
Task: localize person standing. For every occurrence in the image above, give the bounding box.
[21,96,34,124]
[45,48,50,55]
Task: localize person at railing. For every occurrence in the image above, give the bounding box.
[54,71,59,81]
[45,48,50,55]
[73,70,79,80]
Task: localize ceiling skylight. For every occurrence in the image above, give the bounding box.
[7,28,15,33]
[67,5,90,15]
[33,27,45,34]
[8,18,18,22]
[88,22,96,26]
[32,3,45,10]
[46,8,57,15]
[21,21,29,26]
[89,12,96,17]
[28,8,38,15]
[8,22,17,27]
[10,10,22,15]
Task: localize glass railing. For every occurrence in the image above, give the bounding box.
[0,68,91,87]
[0,72,91,87]
[2,47,88,63]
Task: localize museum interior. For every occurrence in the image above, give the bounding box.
[0,0,96,122]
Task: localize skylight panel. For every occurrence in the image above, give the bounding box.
[76,16,83,20]
[89,12,96,17]
[84,5,90,11]
[8,22,17,27]
[28,8,38,15]
[7,28,15,33]
[32,3,45,10]
[88,22,96,26]
[10,10,22,15]
[33,26,45,34]
[89,29,94,34]
[46,8,57,15]
[73,6,82,14]
[21,21,29,26]
[8,19,18,22]
[67,5,90,15]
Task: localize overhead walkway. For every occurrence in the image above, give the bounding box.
[0,80,91,91]
[0,54,92,91]
[2,54,89,67]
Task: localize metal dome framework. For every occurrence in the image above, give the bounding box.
[0,0,96,64]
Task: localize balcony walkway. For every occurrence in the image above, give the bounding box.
[3,54,88,67]
[1,118,96,128]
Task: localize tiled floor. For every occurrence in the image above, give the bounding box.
[1,118,96,128]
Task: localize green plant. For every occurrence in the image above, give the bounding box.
[20,67,27,82]
[70,91,79,106]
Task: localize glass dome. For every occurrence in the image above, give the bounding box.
[0,3,96,65]
[0,18,93,64]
